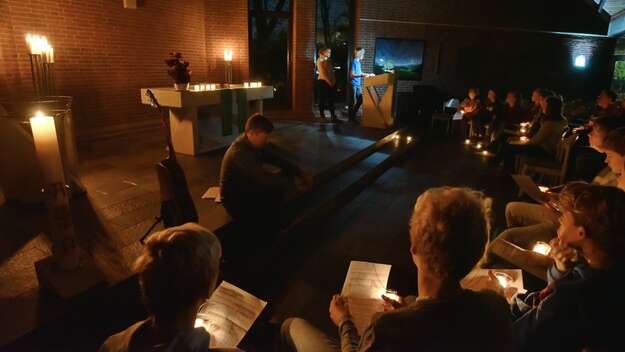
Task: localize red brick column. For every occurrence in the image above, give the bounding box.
[291,0,316,118]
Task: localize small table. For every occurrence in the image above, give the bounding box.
[140,85,273,155]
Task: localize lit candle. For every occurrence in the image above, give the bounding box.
[464,139,471,145]
[257,81,262,87]
[393,134,400,140]
[520,136,529,142]
[520,127,527,134]
[538,186,549,193]
[224,49,233,62]
[493,272,512,289]
[482,150,488,155]
[532,241,552,256]
[244,82,249,88]
[406,136,413,143]
[476,142,482,150]
[384,289,400,302]
[30,111,65,184]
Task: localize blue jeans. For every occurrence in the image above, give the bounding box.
[348,85,363,120]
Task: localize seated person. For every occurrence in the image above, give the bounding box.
[573,113,625,182]
[100,223,225,352]
[488,91,527,154]
[511,183,625,352]
[526,89,553,138]
[483,89,502,131]
[603,127,625,190]
[484,116,625,265]
[591,89,622,119]
[460,87,483,138]
[219,114,311,226]
[281,187,512,352]
[493,96,567,172]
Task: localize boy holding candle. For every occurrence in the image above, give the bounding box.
[510,182,625,352]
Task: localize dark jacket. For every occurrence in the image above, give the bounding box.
[219,134,301,216]
[512,263,625,352]
[339,289,512,352]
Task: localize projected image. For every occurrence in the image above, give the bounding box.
[373,38,424,80]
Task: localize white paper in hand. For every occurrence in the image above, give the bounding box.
[195,281,267,348]
[202,187,221,203]
[341,261,392,335]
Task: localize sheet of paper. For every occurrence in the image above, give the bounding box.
[461,268,527,303]
[195,281,267,348]
[341,261,391,335]
[511,174,548,204]
[201,186,221,203]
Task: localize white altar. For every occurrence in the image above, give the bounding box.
[140,85,274,155]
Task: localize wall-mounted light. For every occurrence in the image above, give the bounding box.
[224,49,233,62]
[574,55,587,68]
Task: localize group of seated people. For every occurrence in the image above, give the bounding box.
[460,87,624,178]
[100,182,625,351]
[97,105,625,351]
[100,119,625,351]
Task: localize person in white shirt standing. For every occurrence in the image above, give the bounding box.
[317,46,340,123]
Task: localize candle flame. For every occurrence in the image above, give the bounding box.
[532,242,551,256]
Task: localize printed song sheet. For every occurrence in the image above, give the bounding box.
[201,186,221,203]
[195,281,267,348]
[341,261,392,335]
[461,268,526,303]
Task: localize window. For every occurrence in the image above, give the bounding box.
[249,0,291,109]
[316,0,355,104]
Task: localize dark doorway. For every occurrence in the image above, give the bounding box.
[249,0,292,109]
[316,0,355,106]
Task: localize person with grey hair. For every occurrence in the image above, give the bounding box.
[348,47,374,123]
[281,187,512,352]
[99,223,228,352]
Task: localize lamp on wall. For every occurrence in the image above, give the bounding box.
[224,49,233,85]
[574,55,587,68]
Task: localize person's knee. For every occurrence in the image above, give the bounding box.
[280,317,304,349]
[505,202,524,226]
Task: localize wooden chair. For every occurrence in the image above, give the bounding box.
[517,131,579,185]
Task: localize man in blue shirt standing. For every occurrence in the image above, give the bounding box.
[348,47,373,123]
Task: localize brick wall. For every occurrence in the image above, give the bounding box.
[291,0,316,118]
[357,0,615,102]
[0,0,248,143]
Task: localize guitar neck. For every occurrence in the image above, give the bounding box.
[160,109,176,160]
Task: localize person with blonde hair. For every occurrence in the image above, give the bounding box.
[281,187,512,352]
[100,223,224,352]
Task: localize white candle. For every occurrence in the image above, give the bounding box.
[476,142,482,150]
[532,241,551,256]
[30,112,65,184]
[464,139,471,145]
[244,82,249,88]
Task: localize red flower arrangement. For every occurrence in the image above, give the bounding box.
[165,52,191,84]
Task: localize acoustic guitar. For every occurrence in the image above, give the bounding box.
[140,89,198,243]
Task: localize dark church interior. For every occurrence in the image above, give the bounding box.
[2,0,625,351]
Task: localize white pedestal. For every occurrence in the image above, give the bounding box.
[362,73,396,129]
